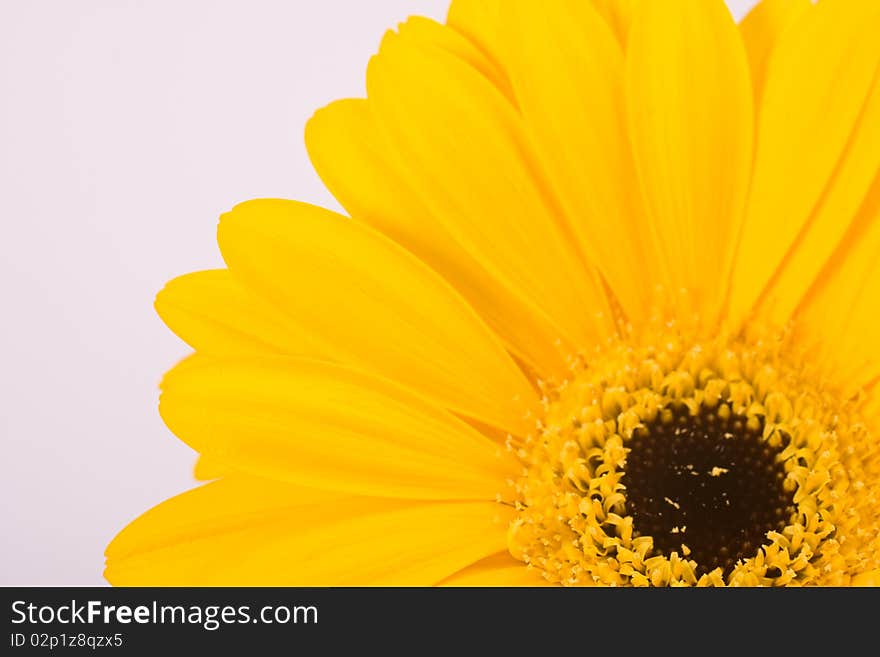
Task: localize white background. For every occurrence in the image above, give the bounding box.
[1,0,757,585]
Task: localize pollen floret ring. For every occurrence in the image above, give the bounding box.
[508,323,879,586]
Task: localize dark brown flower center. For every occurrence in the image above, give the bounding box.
[624,404,794,576]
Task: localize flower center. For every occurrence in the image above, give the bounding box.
[625,404,791,577]
[507,318,880,586]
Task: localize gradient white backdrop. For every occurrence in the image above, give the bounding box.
[1,0,757,585]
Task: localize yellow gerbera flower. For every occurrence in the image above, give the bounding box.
[105,0,880,586]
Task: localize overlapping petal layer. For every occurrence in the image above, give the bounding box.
[159,355,519,500]
[218,199,539,436]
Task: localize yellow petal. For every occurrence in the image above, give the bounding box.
[193,454,229,481]
[867,384,880,422]
[155,269,325,357]
[589,0,635,47]
[793,174,880,392]
[105,477,343,566]
[729,1,880,326]
[367,23,615,352]
[439,552,553,586]
[218,198,539,436]
[106,478,512,586]
[626,0,753,325]
[306,99,573,378]
[852,569,880,587]
[501,0,655,321]
[227,500,513,586]
[740,0,812,102]
[446,0,508,75]
[159,355,519,500]
[401,15,512,102]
